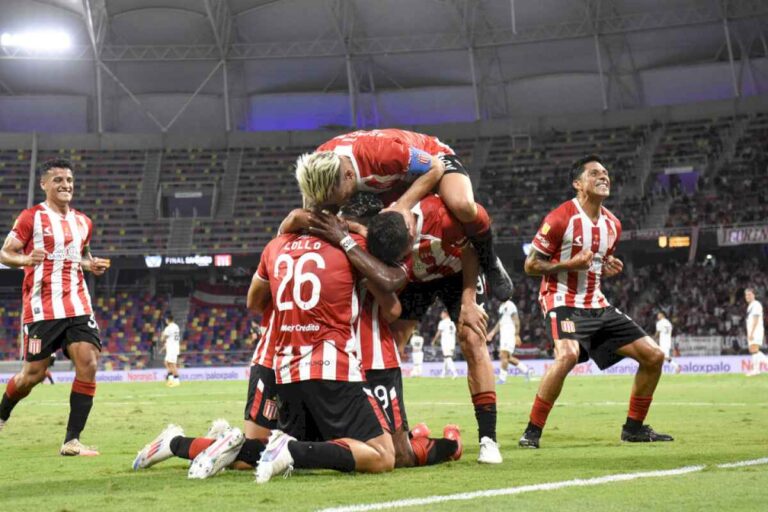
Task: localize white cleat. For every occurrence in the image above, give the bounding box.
[61,438,100,457]
[205,418,231,439]
[255,430,295,484]
[132,424,184,470]
[188,427,245,479]
[477,436,503,464]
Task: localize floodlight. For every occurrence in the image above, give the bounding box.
[0,31,71,51]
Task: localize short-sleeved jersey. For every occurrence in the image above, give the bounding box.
[747,300,764,340]
[531,198,621,314]
[498,301,518,328]
[250,303,276,369]
[398,195,468,283]
[256,233,363,384]
[437,318,456,346]
[8,203,94,324]
[655,318,673,345]
[410,334,424,352]
[317,129,454,193]
[162,322,180,344]
[356,287,400,372]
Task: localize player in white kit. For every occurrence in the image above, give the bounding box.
[161,314,181,387]
[487,300,532,383]
[744,288,766,377]
[432,311,458,378]
[409,331,425,377]
[654,312,680,374]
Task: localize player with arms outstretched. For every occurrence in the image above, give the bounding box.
[519,155,672,448]
[0,159,109,456]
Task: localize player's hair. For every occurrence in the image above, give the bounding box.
[570,154,605,181]
[40,158,73,178]
[745,287,756,295]
[339,192,383,220]
[367,211,410,266]
[295,151,342,207]
[165,313,174,322]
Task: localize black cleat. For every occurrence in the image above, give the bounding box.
[486,256,514,302]
[518,428,541,449]
[621,424,674,443]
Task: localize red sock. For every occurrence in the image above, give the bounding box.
[529,395,554,429]
[5,376,31,401]
[463,203,491,237]
[72,379,96,397]
[627,395,653,423]
[189,438,216,459]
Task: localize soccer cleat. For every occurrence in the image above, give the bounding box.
[486,256,514,302]
[621,424,674,443]
[205,418,231,439]
[132,424,184,469]
[60,438,100,457]
[443,424,463,461]
[410,422,431,439]
[477,436,502,464]
[188,427,245,479]
[255,430,295,484]
[745,370,760,377]
[518,428,541,449]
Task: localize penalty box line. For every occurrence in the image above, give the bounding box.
[317,458,768,512]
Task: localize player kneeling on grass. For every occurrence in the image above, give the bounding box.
[248,229,395,483]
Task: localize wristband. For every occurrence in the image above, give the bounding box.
[340,235,357,253]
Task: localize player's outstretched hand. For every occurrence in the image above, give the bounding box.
[459,302,488,340]
[89,257,111,276]
[308,210,349,246]
[566,250,593,271]
[25,248,46,266]
[603,255,623,277]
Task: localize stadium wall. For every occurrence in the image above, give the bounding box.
[0,356,763,384]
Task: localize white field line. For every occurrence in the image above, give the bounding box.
[317,458,768,512]
[407,401,760,407]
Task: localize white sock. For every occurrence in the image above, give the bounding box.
[498,369,508,383]
[752,352,765,373]
[446,357,457,376]
[516,362,529,373]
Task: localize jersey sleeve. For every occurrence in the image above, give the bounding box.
[607,217,622,257]
[8,209,34,245]
[361,136,410,178]
[531,210,566,257]
[83,215,94,247]
[256,243,273,282]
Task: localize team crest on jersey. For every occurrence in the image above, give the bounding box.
[560,319,576,333]
[263,399,278,420]
[28,336,42,355]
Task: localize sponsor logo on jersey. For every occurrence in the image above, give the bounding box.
[573,235,583,247]
[536,234,550,248]
[43,226,53,237]
[560,319,576,333]
[541,223,551,235]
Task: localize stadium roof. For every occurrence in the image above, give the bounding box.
[0,0,766,132]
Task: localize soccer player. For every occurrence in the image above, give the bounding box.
[248,230,396,483]
[294,128,514,301]
[432,310,458,379]
[161,313,181,387]
[409,331,425,377]
[654,311,680,374]
[487,300,532,383]
[0,159,109,456]
[518,155,673,449]
[744,288,766,377]
[307,194,502,463]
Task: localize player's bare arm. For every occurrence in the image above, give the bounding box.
[486,322,499,342]
[0,235,45,268]
[524,248,593,277]
[384,155,445,220]
[362,279,402,323]
[307,211,407,293]
[458,246,488,339]
[79,246,110,276]
[514,314,522,346]
[247,272,271,313]
[278,208,311,234]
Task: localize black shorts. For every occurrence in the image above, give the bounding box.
[545,306,647,370]
[243,364,279,430]
[276,380,389,443]
[365,368,409,433]
[400,272,488,324]
[23,315,102,362]
[438,155,470,177]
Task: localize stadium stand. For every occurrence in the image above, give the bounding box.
[0,150,32,229]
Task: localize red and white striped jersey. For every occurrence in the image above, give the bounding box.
[399,195,468,283]
[531,198,622,314]
[250,303,276,369]
[317,129,454,193]
[256,233,363,384]
[356,287,401,372]
[8,203,94,324]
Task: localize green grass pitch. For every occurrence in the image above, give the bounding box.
[0,374,766,511]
